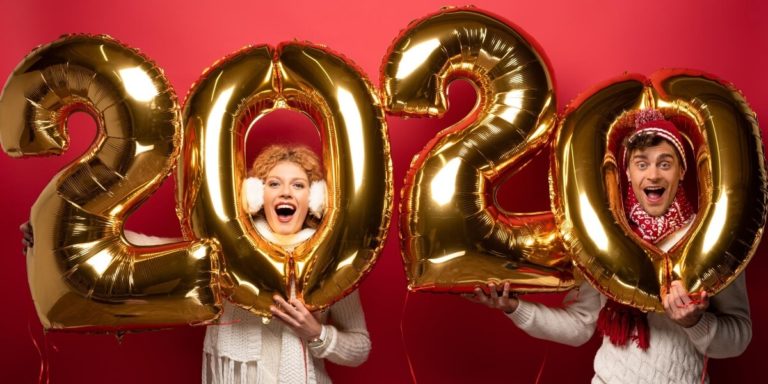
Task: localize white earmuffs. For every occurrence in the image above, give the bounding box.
[243,177,327,219]
[308,180,327,219]
[244,178,265,215]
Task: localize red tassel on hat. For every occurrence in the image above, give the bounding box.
[597,300,650,350]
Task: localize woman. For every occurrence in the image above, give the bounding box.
[203,144,370,384]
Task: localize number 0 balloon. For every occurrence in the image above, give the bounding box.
[552,70,768,311]
[178,42,393,317]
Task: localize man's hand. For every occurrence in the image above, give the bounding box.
[662,280,709,328]
[464,282,519,314]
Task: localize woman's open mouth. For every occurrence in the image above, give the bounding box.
[274,203,296,222]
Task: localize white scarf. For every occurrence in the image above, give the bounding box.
[253,218,317,384]
[253,218,315,251]
[203,218,318,384]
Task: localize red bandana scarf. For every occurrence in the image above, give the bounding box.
[625,186,695,243]
[596,185,694,350]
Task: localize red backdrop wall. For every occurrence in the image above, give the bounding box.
[1,1,766,383]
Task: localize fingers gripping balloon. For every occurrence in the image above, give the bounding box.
[382,8,574,294]
[178,42,393,317]
[552,70,768,311]
[0,35,220,331]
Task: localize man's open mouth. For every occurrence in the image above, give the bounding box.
[643,186,666,201]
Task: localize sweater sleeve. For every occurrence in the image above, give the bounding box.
[682,273,752,358]
[507,281,602,347]
[308,290,371,366]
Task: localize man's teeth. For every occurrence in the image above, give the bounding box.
[644,187,664,198]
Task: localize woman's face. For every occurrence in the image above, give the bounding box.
[263,161,311,235]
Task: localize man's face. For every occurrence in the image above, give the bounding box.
[626,140,684,217]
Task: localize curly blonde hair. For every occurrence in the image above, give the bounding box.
[249,144,324,182]
[248,144,324,228]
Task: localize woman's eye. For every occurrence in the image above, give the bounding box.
[293,183,306,189]
[268,181,280,188]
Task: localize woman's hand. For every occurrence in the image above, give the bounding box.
[464,282,519,314]
[20,221,33,254]
[662,280,709,328]
[271,295,323,340]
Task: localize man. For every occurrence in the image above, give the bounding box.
[468,110,752,383]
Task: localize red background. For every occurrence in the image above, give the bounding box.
[1,1,766,383]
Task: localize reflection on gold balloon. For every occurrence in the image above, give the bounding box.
[178,42,392,317]
[552,70,768,311]
[0,35,220,331]
[382,8,574,294]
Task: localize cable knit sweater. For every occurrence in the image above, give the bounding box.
[507,222,752,383]
[201,219,371,384]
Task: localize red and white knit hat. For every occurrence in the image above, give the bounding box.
[624,109,687,171]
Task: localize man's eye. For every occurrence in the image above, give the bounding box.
[659,162,671,169]
[636,163,647,170]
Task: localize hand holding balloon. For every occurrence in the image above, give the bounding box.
[271,295,323,340]
[464,282,520,314]
[662,280,709,328]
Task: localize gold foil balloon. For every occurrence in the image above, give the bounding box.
[383,8,574,294]
[552,70,768,312]
[178,42,392,317]
[0,35,220,331]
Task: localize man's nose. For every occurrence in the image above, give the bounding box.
[647,166,661,179]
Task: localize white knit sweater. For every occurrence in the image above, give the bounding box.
[202,219,371,384]
[507,222,752,383]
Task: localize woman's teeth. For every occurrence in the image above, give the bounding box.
[275,204,296,217]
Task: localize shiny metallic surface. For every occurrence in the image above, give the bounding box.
[0,35,220,330]
[383,8,574,294]
[552,70,767,311]
[179,43,392,317]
